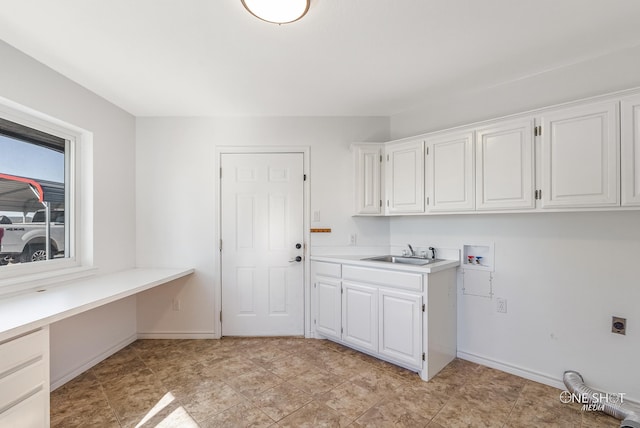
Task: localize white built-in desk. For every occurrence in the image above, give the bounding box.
[0,267,194,427]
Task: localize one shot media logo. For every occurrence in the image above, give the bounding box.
[559,391,627,411]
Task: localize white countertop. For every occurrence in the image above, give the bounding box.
[0,267,194,340]
[310,254,459,273]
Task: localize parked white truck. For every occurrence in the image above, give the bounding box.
[0,209,65,264]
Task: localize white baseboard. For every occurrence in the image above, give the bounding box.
[136,332,218,339]
[456,350,565,390]
[50,333,137,391]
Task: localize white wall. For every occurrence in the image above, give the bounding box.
[389,48,640,401]
[0,41,138,386]
[135,116,390,337]
[390,44,640,140]
[390,212,640,401]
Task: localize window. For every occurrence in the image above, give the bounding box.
[0,101,86,290]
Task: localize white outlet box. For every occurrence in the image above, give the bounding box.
[496,298,507,313]
[172,299,181,311]
[313,210,320,222]
[348,233,357,246]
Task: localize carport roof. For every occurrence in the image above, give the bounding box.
[0,173,64,213]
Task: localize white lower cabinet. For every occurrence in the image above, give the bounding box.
[378,288,422,368]
[342,281,378,353]
[0,327,50,428]
[312,260,456,380]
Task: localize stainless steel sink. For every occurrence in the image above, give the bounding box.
[362,255,445,266]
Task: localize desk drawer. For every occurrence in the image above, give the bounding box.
[312,261,341,278]
[0,329,45,377]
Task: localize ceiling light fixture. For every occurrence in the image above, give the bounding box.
[241,0,310,25]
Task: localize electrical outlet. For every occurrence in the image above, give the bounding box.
[612,316,626,335]
[313,210,320,222]
[497,298,507,313]
[172,299,181,311]
[348,233,357,246]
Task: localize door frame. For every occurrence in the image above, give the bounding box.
[216,146,311,338]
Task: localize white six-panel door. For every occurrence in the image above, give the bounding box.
[220,153,304,336]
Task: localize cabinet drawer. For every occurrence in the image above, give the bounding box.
[343,266,422,291]
[0,360,45,412]
[0,386,48,428]
[0,329,46,376]
[313,261,341,278]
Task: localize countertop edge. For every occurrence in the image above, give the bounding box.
[310,255,460,273]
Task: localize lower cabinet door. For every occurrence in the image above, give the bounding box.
[378,288,422,368]
[315,276,342,340]
[342,281,378,353]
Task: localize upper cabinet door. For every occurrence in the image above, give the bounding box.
[426,130,475,212]
[621,95,640,206]
[352,144,383,215]
[476,118,535,210]
[385,140,425,214]
[540,101,619,208]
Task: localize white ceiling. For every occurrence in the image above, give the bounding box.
[1,0,640,117]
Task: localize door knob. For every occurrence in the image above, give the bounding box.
[289,256,302,263]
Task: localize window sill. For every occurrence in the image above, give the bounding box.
[0,264,98,298]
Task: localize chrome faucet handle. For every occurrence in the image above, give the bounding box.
[407,244,415,256]
[428,247,436,260]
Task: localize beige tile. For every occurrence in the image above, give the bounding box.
[252,382,313,421]
[277,401,353,427]
[226,366,285,399]
[317,380,383,421]
[200,402,275,428]
[288,369,345,396]
[49,339,592,428]
[181,380,247,423]
[350,367,407,395]
[91,344,146,380]
[261,354,316,379]
[353,399,431,427]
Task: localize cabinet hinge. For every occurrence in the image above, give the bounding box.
[535,189,542,200]
[379,199,382,208]
[314,282,317,288]
[380,155,383,162]
[341,286,343,294]
[341,327,344,334]
[219,239,223,252]
[422,304,425,312]
[219,311,222,323]
[220,167,222,179]
[426,147,429,155]
[314,319,316,325]
[426,196,429,206]
[304,174,307,181]
[534,125,542,137]
[422,352,426,361]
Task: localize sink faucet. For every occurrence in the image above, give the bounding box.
[429,247,436,260]
[407,244,415,256]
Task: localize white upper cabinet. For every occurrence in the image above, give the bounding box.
[385,140,425,214]
[426,130,475,212]
[352,144,383,215]
[621,94,640,206]
[539,101,619,208]
[476,118,535,210]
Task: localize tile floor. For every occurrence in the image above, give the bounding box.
[50,337,620,427]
